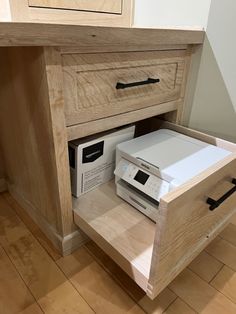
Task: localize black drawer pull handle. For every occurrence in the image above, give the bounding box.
[207,178,236,211]
[116,77,160,90]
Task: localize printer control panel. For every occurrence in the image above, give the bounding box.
[115,158,170,201]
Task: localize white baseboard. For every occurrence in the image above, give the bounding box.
[8,184,88,255]
[0,178,7,192]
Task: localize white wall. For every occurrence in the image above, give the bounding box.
[134,0,236,143]
[134,0,211,29]
[0,0,11,21]
[188,0,236,142]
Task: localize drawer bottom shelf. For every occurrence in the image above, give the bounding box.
[73,180,156,291]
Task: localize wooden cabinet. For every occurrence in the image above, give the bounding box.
[2,0,133,27]
[2,25,234,300]
[35,43,236,298]
[28,0,122,14]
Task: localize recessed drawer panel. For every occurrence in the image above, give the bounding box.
[28,0,122,14]
[62,51,186,126]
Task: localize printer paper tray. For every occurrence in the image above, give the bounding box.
[116,179,159,222]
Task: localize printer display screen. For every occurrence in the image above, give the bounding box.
[134,170,149,185]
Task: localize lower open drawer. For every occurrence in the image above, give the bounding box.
[73,120,236,299]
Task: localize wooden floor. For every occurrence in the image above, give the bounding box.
[0,192,236,314]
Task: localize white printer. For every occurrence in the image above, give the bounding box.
[114,129,231,222]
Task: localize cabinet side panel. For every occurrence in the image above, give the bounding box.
[43,47,74,236]
[0,47,73,236]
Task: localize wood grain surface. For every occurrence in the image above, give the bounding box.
[62,51,185,126]
[0,22,204,47]
[6,0,132,27]
[28,0,122,14]
[73,119,236,299]
[1,192,236,313]
[73,180,156,291]
[0,47,83,254]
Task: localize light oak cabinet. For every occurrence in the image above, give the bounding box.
[28,0,122,14]
[1,0,133,27]
[1,25,235,300]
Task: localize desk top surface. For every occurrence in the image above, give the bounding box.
[0,22,205,47]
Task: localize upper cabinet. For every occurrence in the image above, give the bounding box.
[28,0,122,14]
[1,0,133,27]
[1,0,212,29]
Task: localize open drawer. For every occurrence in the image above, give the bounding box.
[73,120,236,299]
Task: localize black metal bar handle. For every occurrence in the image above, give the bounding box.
[116,77,160,90]
[207,178,236,211]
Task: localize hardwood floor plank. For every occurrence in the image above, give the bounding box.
[220,223,236,247]
[3,192,61,261]
[230,213,236,226]
[86,241,177,313]
[0,194,17,222]
[206,237,236,271]
[19,303,43,313]
[0,211,94,313]
[211,266,236,304]
[138,289,176,314]
[57,247,146,314]
[0,246,37,314]
[6,234,68,300]
[126,305,147,314]
[7,235,94,313]
[85,242,176,313]
[169,268,236,314]
[38,281,94,314]
[188,251,223,282]
[85,241,145,302]
[0,214,30,247]
[163,298,196,314]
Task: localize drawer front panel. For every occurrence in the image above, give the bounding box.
[147,121,236,298]
[28,0,122,14]
[62,51,185,126]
